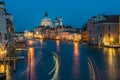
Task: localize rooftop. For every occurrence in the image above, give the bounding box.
[91,15,119,23]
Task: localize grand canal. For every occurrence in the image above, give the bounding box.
[1,39,120,80]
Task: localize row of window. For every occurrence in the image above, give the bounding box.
[89,31,111,38]
[95,25,111,31]
[0,33,7,43]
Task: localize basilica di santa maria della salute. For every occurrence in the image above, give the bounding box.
[40,11,62,27]
[41,12,52,27]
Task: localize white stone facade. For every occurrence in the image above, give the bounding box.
[41,17,52,27]
[54,17,62,27]
[0,8,7,44]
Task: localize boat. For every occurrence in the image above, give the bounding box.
[0,73,6,79]
[81,42,88,46]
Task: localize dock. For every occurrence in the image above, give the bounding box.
[0,56,25,62]
[104,45,120,48]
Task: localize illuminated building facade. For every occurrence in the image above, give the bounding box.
[34,25,81,41]
[81,31,88,42]
[34,12,81,41]
[0,1,7,44]
[24,29,33,39]
[87,15,120,45]
[54,17,62,27]
[119,15,120,45]
[0,1,14,59]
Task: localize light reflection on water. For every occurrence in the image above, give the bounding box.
[108,48,116,80]
[55,40,61,80]
[56,40,60,53]
[4,40,120,80]
[49,52,59,80]
[6,65,12,80]
[103,48,117,80]
[73,42,80,79]
[0,64,11,80]
[40,39,43,44]
[27,45,36,80]
[28,47,35,67]
[0,64,4,73]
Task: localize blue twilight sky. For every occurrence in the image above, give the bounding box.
[4,0,120,32]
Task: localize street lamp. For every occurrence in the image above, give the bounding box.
[110,38,113,46]
[110,38,113,42]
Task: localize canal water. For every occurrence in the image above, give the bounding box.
[2,39,120,80]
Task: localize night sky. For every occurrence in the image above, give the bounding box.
[4,0,120,32]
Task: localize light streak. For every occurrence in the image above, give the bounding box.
[48,52,59,80]
[48,56,57,75]
[12,48,42,80]
[90,57,101,80]
[73,41,80,79]
[88,57,101,80]
[88,57,96,80]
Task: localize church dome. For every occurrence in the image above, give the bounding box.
[40,12,52,27]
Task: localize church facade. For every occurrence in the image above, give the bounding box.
[34,12,81,42]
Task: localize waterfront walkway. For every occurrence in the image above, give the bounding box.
[0,56,25,62]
